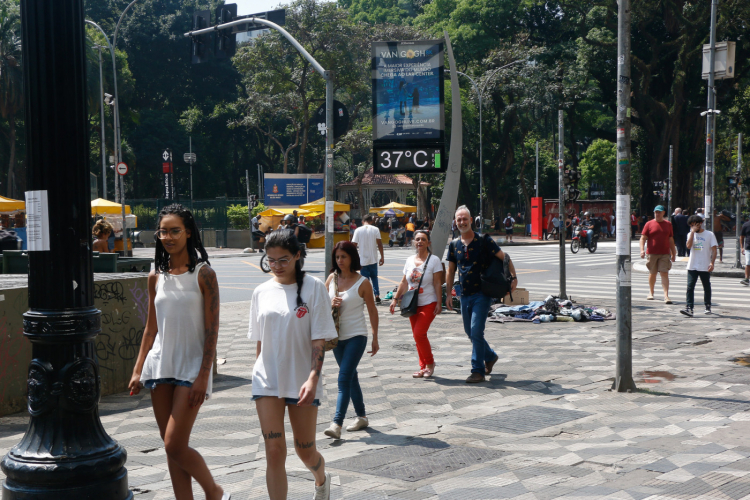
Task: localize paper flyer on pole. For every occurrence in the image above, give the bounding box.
[25,190,50,251]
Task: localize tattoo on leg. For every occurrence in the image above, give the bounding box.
[262,430,283,440]
[295,439,315,449]
[310,456,323,472]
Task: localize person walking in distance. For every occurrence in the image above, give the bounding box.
[503,213,515,243]
[451,217,458,238]
[740,217,750,286]
[680,215,718,317]
[446,206,517,383]
[128,204,230,500]
[672,208,690,257]
[630,210,639,239]
[323,241,380,440]
[248,230,338,500]
[390,230,443,378]
[352,214,385,303]
[640,205,676,304]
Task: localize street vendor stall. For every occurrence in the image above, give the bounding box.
[256,207,315,234]
[299,198,352,248]
[91,198,136,252]
[0,195,26,249]
[369,202,416,214]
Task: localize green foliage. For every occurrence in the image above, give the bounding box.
[227,202,267,229]
[579,139,616,199]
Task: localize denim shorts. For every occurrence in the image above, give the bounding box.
[251,395,320,407]
[143,378,193,390]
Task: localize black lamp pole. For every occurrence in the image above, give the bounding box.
[1,0,131,498]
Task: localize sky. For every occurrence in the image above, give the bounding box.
[235,0,285,15]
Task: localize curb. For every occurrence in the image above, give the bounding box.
[633,260,745,278]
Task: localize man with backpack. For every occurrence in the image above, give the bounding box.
[503,213,515,244]
[446,206,518,383]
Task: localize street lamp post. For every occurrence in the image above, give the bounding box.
[447,60,523,230]
[1,0,131,497]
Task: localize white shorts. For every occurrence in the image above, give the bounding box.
[745,251,750,266]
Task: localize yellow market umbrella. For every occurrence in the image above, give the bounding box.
[258,207,312,217]
[376,208,405,217]
[91,198,131,215]
[299,198,350,212]
[369,201,416,213]
[0,195,25,212]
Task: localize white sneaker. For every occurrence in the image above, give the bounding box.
[346,417,369,432]
[312,471,331,500]
[323,423,341,439]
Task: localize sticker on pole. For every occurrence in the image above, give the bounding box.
[325,200,335,233]
[116,162,128,176]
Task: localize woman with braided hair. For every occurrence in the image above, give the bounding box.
[248,229,338,500]
[128,204,230,499]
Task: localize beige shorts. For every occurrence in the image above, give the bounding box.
[646,253,672,273]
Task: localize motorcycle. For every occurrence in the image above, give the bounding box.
[571,225,598,254]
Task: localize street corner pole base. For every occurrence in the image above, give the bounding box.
[2,466,132,500]
[611,376,637,393]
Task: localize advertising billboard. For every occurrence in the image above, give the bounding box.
[264,174,324,207]
[371,40,444,143]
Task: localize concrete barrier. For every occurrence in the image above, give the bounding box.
[0,274,149,417]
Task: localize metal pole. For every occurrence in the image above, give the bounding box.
[97,46,107,199]
[479,83,483,230]
[190,136,194,203]
[324,72,335,279]
[558,110,567,300]
[668,145,673,216]
[258,163,263,200]
[704,0,718,232]
[736,133,743,269]
[247,169,254,252]
[613,0,636,393]
[1,0,130,495]
[536,141,539,198]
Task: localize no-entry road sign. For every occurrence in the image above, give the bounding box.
[116,162,128,176]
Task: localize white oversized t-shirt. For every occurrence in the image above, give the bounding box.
[403,254,443,306]
[248,274,338,399]
[687,230,718,272]
[352,224,381,266]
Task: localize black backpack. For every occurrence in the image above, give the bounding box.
[479,234,513,300]
[296,224,313,243]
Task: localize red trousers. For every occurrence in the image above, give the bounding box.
[409,302,437,369]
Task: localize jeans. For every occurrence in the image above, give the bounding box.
[585,229,593,246]
[631,225,637,239]
[460,293,496,374]
[360,263,380,296]
[686,270,711,309]
[675,235,690,257]
[331,336,368,426]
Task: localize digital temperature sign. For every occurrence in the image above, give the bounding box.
[373,146,445,174]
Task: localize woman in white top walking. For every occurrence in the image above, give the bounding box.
[128,204,229,500]
[390,230,443,378]
[248,230,338,500]
[323,241,379,440]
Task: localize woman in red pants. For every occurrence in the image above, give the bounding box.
[390,230,443,378]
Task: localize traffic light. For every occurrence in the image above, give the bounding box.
[215,4,237,59]
[191,10,211,64]
[652,179,668,199]
[562,168,581,201]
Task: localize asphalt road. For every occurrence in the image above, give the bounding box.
[210,238,750,310]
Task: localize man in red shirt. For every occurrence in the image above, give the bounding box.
[640,205,677,303]
[630,210,639,239]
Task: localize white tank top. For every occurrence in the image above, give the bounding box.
[329,275,368,341]
[141,261,213,398]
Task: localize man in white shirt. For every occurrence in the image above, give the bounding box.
[352,214,385,302]
[680,215,718,317]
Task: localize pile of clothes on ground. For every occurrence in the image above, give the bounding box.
[489,295,615,324]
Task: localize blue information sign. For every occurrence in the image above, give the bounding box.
[263,174,324,207]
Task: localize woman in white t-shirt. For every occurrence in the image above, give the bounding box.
[389,230,443,378]
[128,204,230,500]
[248,230,338,500]
[322,241,380,440]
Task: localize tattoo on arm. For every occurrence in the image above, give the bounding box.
[311,343,324,377]
[262,430,283,440]
[295,439,315,449]
[200,265,220,373]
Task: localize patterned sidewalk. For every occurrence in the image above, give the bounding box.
[3,299,750,499]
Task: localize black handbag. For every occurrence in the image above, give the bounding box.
[479,234,513,300]
[400,252,431,318]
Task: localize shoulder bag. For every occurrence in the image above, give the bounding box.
[326,273,341,351]
[400,252,431,318]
